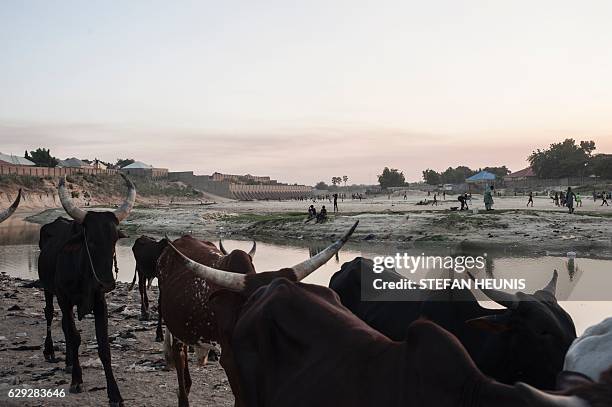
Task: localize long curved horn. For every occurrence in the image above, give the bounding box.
[541,270,558,296]
[467,271,519,309]
[114,173,136,223]
[58,177,87,223]
[290,220,358,281]
[0,189,21,223]
[219,240,228,255]
[218,240,256,257]
[167,241,245,291]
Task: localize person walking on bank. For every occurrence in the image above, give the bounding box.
[602,191,609,206]
[576,192,582,207]
[484,185,494,210]
[432,193,438,206]
[566,187,576,214]
[333,193,339,213]
[527,191,534,207]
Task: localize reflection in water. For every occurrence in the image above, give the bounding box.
[1,217,611,335]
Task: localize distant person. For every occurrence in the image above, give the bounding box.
[566,187,576,214]
[553,192,559,207]
[593,190,597,202]
[403,192,407,200]
[442,191,446,200]
[484,185,494,210]
[432,194,438,206]
[527,192,533,207]
[576,193,582,207]
[458,194,468,210]
[333,193,339,213]
[316,205,328,223]
[308,205,317,219]
[602,191,609,206]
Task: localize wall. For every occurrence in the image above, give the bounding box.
[0,163,118,177]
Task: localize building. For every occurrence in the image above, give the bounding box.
[120,161,168,179]
[504,167,536,182]
[169,171,311,200]
[58,158,92,168]
[0,152,35,166]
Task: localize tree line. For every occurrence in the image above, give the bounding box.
[22,147,136,169]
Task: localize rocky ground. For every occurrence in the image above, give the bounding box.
[0,275,233,407]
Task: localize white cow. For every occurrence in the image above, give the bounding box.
[564,317,612,381]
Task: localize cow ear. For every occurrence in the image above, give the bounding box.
[118,230,129,239]
[466,315,512,333]
[557,371,594,391]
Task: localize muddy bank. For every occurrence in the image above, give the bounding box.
[24,196,612,257]
[0,275,232,407]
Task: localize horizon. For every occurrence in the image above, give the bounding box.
[2,1,612,184]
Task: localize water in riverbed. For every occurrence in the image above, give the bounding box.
[1,216,610,335]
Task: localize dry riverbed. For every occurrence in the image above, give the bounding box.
[0,275,232,407]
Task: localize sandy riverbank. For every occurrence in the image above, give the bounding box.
[24,194,612,257]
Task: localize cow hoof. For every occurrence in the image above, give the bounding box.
[69,383,84,393]
[155,334,164,342]
[44,353,59,363]
[139,312,149,321]
[109,401,124,407]
[65,365,73,374]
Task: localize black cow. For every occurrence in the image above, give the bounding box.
[232,277,608,407]
[0,189,22,223]
[328,257,576,390]
[38,175,135,407]
[129,235,168,324]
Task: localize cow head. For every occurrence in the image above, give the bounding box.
[0,189,21,224]
[168,221,359,293]
[467,270,577,389]
[58,174,135,292]
[219,240,256,258]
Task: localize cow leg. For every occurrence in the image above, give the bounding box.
[58,300,83,393]
[138,272,149,321]
[183,346,192,395]
[93,292,123,407]
[172,339,189,407]
[155,289,164,342]
[142,275,150,320]
[43,290,58,362]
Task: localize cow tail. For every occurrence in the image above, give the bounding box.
[163,329,175,369]
[128,265,138,291]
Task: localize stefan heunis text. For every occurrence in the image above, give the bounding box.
[373,278,527,291]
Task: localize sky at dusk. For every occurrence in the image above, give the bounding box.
[1,1,612,185]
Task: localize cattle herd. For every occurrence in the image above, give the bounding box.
[1,177,611,407]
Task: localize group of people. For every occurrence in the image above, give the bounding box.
[307,204,328,223]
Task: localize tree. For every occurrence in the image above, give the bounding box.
[482,166,511,178]
[315,181,329,190]
[331,176,342,186]
[529,139,594,178]
[591,154,612,178]
[378,167,405,189]
[342,175,348,186]
[27,148,58,167]
[422,169,441,185]
[116,158,135,169]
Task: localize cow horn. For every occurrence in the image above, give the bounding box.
[218,240,256,257]
[541,270,558,296]
[113,173,136,223]
[515,382,588,407]
[467,272,519,309]
[167,241,246,291]
[248,241,256,257]
[290,220,358,281]
[58,177,87,223]
[0,189,21,223]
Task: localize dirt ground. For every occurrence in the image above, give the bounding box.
[0,275,233,407]
[25,193,612,257]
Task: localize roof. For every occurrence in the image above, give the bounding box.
[505,167,535,179]
[58,158,91,168]
[0,152,35,166]
[122,161,153,169]
[466,171,496,182]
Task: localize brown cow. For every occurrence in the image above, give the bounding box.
[158,221,358,407]
[0,189,21,223]
[232,277,608,407]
